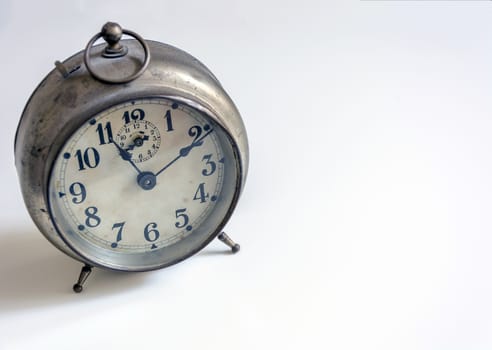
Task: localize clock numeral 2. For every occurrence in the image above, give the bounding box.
[75,147,100,171]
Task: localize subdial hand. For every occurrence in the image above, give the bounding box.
[125,132,149,152]
[110,138,143,175]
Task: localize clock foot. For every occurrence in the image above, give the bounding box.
[217,232,240,254]
[73,264,93,293]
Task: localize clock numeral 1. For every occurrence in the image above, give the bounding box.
[96,121,113,145]
[193,182,209,203]
[75,147,100,171]
[69,182,86,204]
[122,108,145,124]
[144,222,160,242]
[164,110,174,131]
[111,222,125,248]
[201,154,216,176]
[84,206,101,228]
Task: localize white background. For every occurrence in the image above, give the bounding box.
[1,1,492,349]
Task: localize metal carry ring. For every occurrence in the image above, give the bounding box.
[84,28,150,84]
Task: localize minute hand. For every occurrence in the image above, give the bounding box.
[155,128,213,177]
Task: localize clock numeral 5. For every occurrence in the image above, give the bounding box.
[175,208,189,228]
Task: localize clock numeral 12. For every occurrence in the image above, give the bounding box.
[122,108,145,124]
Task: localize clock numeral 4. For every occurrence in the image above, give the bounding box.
[193,183,209,203]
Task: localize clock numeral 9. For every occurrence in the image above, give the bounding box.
[122,108,145,124]
[69,182,86,204]
[144,222,160,242]
[75,147,100,171]
[84,206,101,228]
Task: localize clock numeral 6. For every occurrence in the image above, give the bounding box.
[144,222,160,242]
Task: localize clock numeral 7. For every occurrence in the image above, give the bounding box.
[111,222,125,248]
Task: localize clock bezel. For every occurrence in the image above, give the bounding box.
[45,95,244,271]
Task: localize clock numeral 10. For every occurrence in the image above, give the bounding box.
[75,148,100,171]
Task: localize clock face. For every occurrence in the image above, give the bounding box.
[47,97,239,270]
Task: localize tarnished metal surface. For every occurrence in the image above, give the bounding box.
[15,35,249,265]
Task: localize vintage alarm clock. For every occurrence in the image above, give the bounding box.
[14,22,248,292]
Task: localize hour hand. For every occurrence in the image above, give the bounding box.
[110,138,142,174]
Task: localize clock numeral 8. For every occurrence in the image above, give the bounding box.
[85,206,101,228]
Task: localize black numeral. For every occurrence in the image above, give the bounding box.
[111,222,125,248]
[96,122,113,145]
[84,206,101,228]
[175,208,189,228]
[201,154,217,176]
[75,148,100,171]
[193,183,209,203]
[69,182,86,204]
[123,108,145,124]
[164,110,174,131]
[188,125,202,143]
[144,222,160,242]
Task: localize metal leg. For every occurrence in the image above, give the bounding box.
[217,232,240,253]
[73,264,93,293]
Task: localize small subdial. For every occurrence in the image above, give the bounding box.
[116,120,161,163]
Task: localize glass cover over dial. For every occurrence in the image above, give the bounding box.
[48,97,239,270]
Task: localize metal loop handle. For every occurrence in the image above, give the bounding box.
[84,24,150,84]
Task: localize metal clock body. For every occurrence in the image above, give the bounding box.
[14,23,248,291]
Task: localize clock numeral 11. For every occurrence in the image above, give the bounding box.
[96,122,113,145]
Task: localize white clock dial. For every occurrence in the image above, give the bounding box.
[47,97,237,269]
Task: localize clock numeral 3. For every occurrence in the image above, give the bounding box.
[201,154,216,176]
[75,147,100,171]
